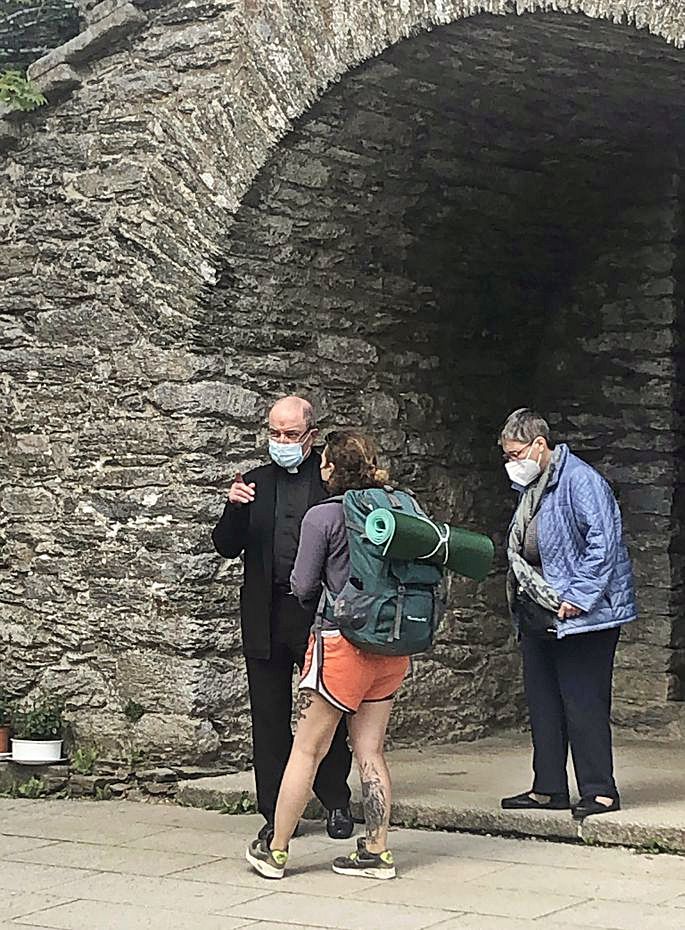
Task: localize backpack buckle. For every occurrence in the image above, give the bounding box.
[388,583,407,642]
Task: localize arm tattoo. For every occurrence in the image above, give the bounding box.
[359,760,387,845]
[295,690,313,724]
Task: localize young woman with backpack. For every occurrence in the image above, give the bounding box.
[246,430,407,881]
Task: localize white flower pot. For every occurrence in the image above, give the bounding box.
[11,738,63,763]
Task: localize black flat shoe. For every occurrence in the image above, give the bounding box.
[326,806,354,839]
[501,791,571,810]
[572,795,621,820]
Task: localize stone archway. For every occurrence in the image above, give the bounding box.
[1,0,685,767]
[209,10,685,743]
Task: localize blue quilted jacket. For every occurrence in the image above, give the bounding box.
[513,444,637,638]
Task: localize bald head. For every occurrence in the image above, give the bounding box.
[269,396,316,431]
[267,397,318,464]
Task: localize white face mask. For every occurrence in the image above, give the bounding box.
[505,441,542,487]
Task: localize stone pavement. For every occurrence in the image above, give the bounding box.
[177,731,685,854]
[1,795,685,930]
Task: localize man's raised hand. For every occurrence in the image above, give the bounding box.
[228,472,256,505]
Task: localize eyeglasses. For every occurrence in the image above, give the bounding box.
[268,427,312,444]
[502,440,533,462]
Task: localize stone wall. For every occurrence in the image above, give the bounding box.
[671,162,685,705]
[0,1,81,70]
[2,0,685,768]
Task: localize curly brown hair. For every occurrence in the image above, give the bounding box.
[323,430,390,494]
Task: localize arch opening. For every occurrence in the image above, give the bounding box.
[205,11,685,744]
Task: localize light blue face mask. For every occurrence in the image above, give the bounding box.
[269,439,306,471]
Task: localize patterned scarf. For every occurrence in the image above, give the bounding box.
[506,446,562,613]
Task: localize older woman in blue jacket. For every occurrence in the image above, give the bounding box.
[500,408,637,820]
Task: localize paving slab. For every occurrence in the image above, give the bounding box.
[235,925,343,930]
[2,797,684,929]
[12,900,250,930]
[424,920,607,930]
[3,894,77,922]
[465,861,685,904]
[353,878,588,920]
[0,813,164,846]
[126,824,333,858]
[49,872,268,914]
[0,861,98,894]
[177,731,685,854]
[385,827,685,877]
[164,847,339,887]
[5,840,220,876]
[0,926,55,930]
[220,890,456,929]
[550,898,685,930]
[0,836,57,857]
[668,893,685,908]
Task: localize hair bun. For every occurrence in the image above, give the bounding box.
[372,465,390,484]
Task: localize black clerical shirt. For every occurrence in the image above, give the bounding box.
[272,452,317,589]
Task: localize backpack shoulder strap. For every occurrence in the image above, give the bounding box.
[313,584,336,632]
[309,495,343,507]
[385,488,403,509]
[384,486,427,518]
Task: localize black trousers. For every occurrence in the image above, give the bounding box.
[245,593,352,822]
[521,625,621,800]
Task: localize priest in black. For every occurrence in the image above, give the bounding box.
[212,396,353,841]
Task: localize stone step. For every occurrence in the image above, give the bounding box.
[176,732,685,855]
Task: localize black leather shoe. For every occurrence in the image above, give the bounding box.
[572,795,620,820]
[258,820,300,844]
[501,791,570,810]
[326,806,354,839]
[257,821,273,844]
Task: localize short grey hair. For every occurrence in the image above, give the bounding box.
[500,408,551,445]
[302,400,316,430]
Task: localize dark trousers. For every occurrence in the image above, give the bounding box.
[521,625,621,800]
[245,593,352,822]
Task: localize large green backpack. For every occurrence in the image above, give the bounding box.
[321,487,444,656]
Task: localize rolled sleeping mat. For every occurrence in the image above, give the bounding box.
[364,508,495,582]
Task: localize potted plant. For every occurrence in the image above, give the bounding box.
[0,690,12,755]
[11,694,65,764]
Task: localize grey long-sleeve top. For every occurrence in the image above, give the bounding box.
[290,500,350,608]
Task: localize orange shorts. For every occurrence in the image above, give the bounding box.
[299,630,409,714]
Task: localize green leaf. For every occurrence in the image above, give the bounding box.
[0,69,47,112]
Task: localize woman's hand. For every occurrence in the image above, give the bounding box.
[557,601,582,620]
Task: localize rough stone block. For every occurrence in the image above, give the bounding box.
[583,817,685,853]
[614,668,671,703]
[35,64,82,98]
[134,766,177,783]
[132,714,220,763]
[28,3,147,80]
[149,382,264,420]
[1,487,56,516]
[88,0,134,25]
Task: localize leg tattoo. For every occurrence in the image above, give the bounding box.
[359,760,387,845]
[295,690,313,724]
